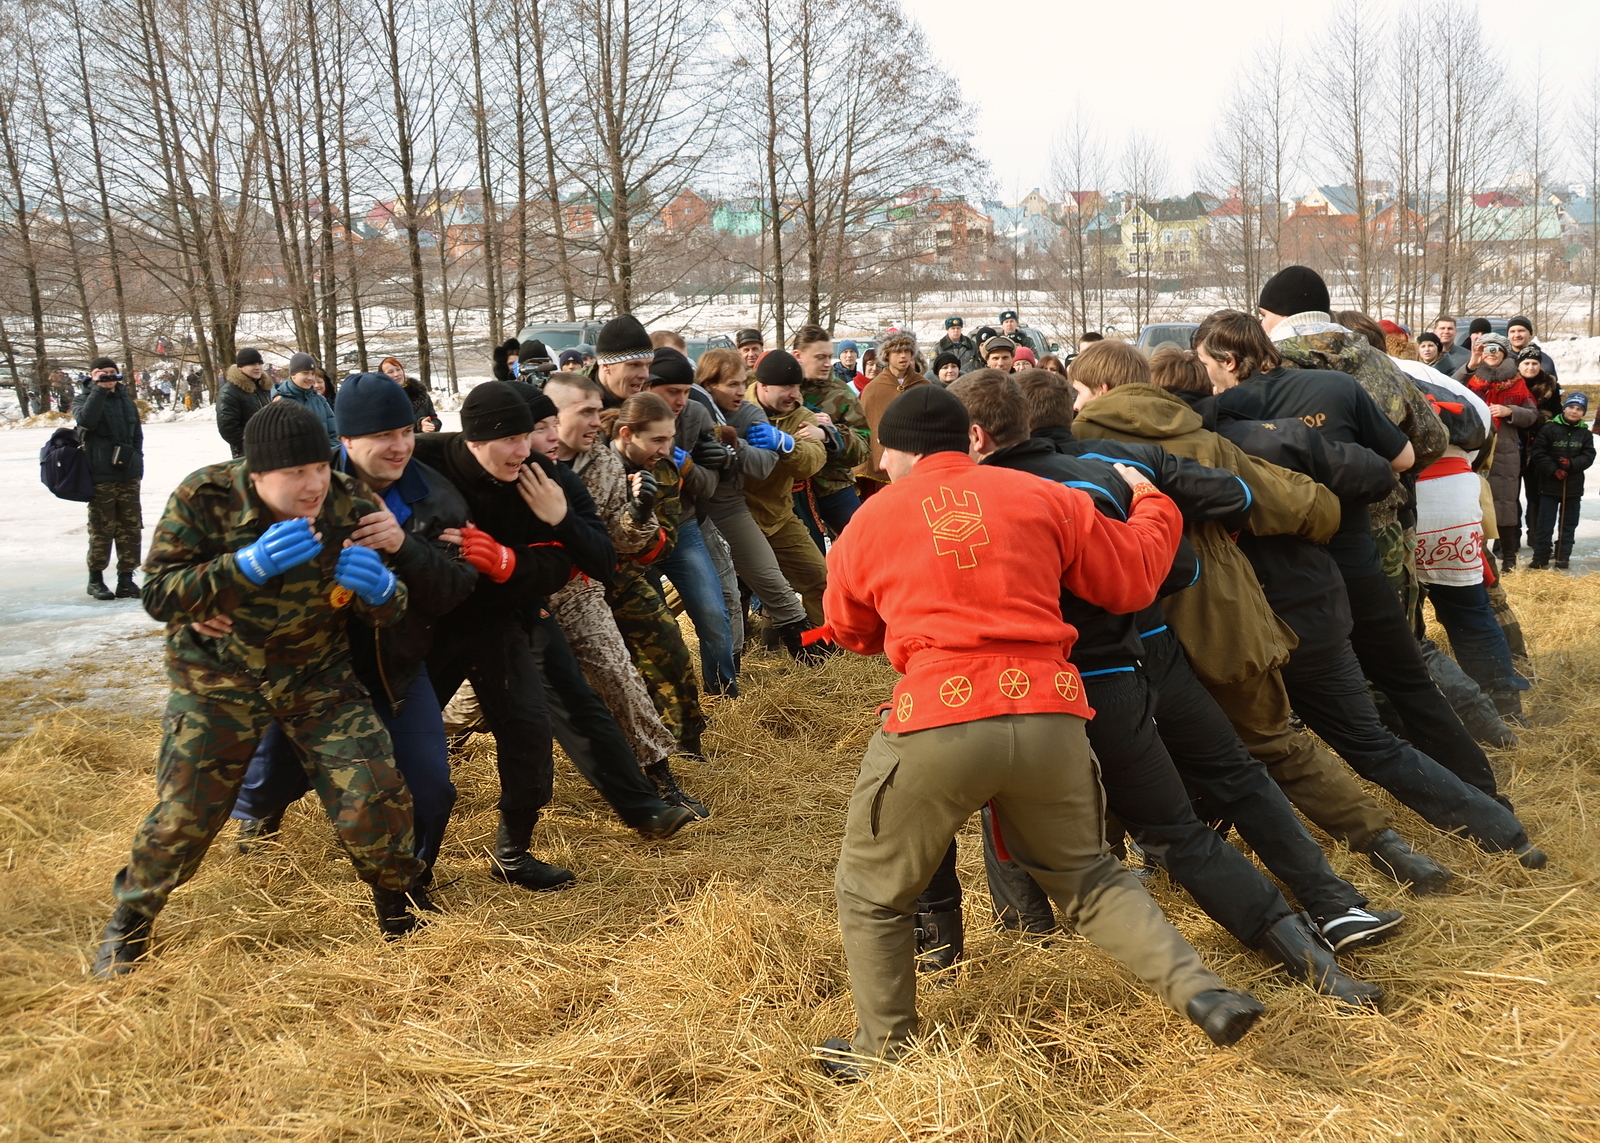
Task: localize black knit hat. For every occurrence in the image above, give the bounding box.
[1507,315,1533,334]
[1469,317,1493,336]
[244,399,332,472]
[594,315,654,366]
[513,382,559,424]
[288,351,318,375]
[878,385,971,456]
[89,356,118,372]
[754,349,803,387]
[647,346,694,389]
[1258,266,1331,317]
[336,372,415,437]
[1417,332,1442,348]
[235,347,264,367]
[460,380,536,441]
[931,351,961,375]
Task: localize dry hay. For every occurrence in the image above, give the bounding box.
[2,576,1599,1142]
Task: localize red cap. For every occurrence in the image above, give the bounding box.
[1378,320,1408,338]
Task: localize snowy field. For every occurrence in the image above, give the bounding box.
[1,407,1595,680]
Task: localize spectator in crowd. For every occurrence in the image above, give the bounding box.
[1527,393,1594,571]
[558,349,586,373]
[217,347,273,457]
[1417,332,1444,368]
[984,337,1016,372]
[1432,317,1466,374]
[1011,346,1036,372]
[833,339,868,393]
[930,352,962,384]
[1037,354,1070,378]
[1078,331,1105,353]
[274,352,339,445]
[857,330,929,497]
[1505,317,1557,378]
[1517,347,1563,547]
[793,324,868,546]
[75,356,144,601]
[1454,334,1538,573]
[735,328,764,372]
[380,356,440,432]
[860,349,879,383]
[935,316,982,374]
[651,330,687,352]
[998,309,1034,352]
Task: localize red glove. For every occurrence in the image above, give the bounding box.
[459,524,515,583]
[1555,469,1567,481]
[1557,456,1571,468]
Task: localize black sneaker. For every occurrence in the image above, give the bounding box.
[1318,907,1404,953]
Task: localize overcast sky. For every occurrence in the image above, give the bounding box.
[905,0,1600,202]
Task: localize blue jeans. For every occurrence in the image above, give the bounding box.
[657,518,737,696]
[1532,492,1581,563]
[231,666,457,873]
[794,484,861,553]
[1425,582,1528,695]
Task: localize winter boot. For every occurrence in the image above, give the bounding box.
[1500,550,1517,575]
[1514,843,1548,870]
[645,759,709,820]
[1257,912,1383,1009]
[91,903,155,979]
[236,812,283,855]
[634,801,697,841]
[913,909,964,974]
[372,884,430,939]
[489,811,576,892]
[1553,558,1570,571]
[775,619,829,665]
[816,1038,872,1083]
[1490,688,1527,726]
[114,572,139,598]
[1185,989,1265,1047]
[1361,829,1454,895]
[1526,555,1549,570]
[87,572,115,601]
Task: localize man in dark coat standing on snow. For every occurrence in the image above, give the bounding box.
[76,356,144,600]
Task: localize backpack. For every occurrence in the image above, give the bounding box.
[1408,374,1489,453]
[39,426,95,502]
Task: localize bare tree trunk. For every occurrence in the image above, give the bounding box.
[378,0,433,387]
[464,0,503,343]
[0,77,52,401]
[71,1,134,374]
[527,0,576,318]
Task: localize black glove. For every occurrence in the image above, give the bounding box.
[691,432,735,470]
[625,469,660,524]
[491,338,521,381]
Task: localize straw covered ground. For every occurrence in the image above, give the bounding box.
[2,573,1598,1142]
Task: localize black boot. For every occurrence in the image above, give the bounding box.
[489,811,576,892]
[1361,829,1454,895]
[1553,558,1570,571]
[87,572,114,601]
[1185,989,1265,1047]
[634,801,697,841]
[372,885,427,939]
[114,572,139,598]
[92,903,155,978]
[1514,842,1548,870]
[775,619,830,665]
[1500,550,1517,575]
[1258,913,1383,1008]
[236,812,283,855]
[914,909,964,974]
[817,1038,872,1083]
[645,759,710,820]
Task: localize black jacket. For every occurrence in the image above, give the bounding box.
[988,432,1250,673]
[74,380,143,483]
[413,432,613,630]
[404,379,442,432]
[1211,404,1394,654]
[1527,416,1595,499]
[216,365,273,457]
[935,333,983,375]
[343,455,478,714]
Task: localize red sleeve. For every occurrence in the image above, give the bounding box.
[822,528,887,656]
[1057,484,1183,616]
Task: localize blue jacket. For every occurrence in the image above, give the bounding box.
[272,378,338,445]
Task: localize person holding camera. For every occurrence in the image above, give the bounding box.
[76,356,145,600]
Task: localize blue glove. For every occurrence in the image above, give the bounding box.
[745,420,794,453]
[236,517,322,585]
[334,544,398,605]
[672,445,689,468]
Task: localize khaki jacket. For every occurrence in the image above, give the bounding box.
[741,392,827,533]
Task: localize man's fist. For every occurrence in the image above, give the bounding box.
[626,469,660,524]
[691,434,735,470]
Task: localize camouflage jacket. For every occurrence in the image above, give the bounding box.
[566,443,662,560]
[141,459,407,694]
[1271,318,1448,527]
[798,374,870,496]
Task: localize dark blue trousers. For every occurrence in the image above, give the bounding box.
[656,518,738,695]
[794,485,861,553]
[1532,493,1581,563]
[1424,582,1528,694]
[231,666,456,874]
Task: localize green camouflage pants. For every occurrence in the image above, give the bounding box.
[114,682,424,917]
[88,479,143,574]
[609,567,706,756]
[1374,520,1419,620]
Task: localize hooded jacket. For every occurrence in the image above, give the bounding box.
[1453,359,1538,528]
[1269,315,1449,527]
[74,379,144,483]
[272,377,339,446]
[216,365,273,457]
[1072,382,1339,686]
[740,390,828,533]
[1528,414,1595,500]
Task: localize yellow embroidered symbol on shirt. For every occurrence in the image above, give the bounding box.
[1055,671,1080,701]
[998,669,1031,699]
[329,585,354,609]
[896,693,914,722]
[939,676,973,706]
[922,486,990,568]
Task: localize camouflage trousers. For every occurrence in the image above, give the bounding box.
[1374,520,1419,622]
[88,479,143,574]
[113,679,424,917]
[551,577,676,765]
[610,567,706,756]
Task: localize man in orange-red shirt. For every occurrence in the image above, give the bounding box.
[816,386,1262,1079]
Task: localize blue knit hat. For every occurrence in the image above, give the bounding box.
[1563,391,1588,413]
[837,339,858,354]
[336,371,416,437]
